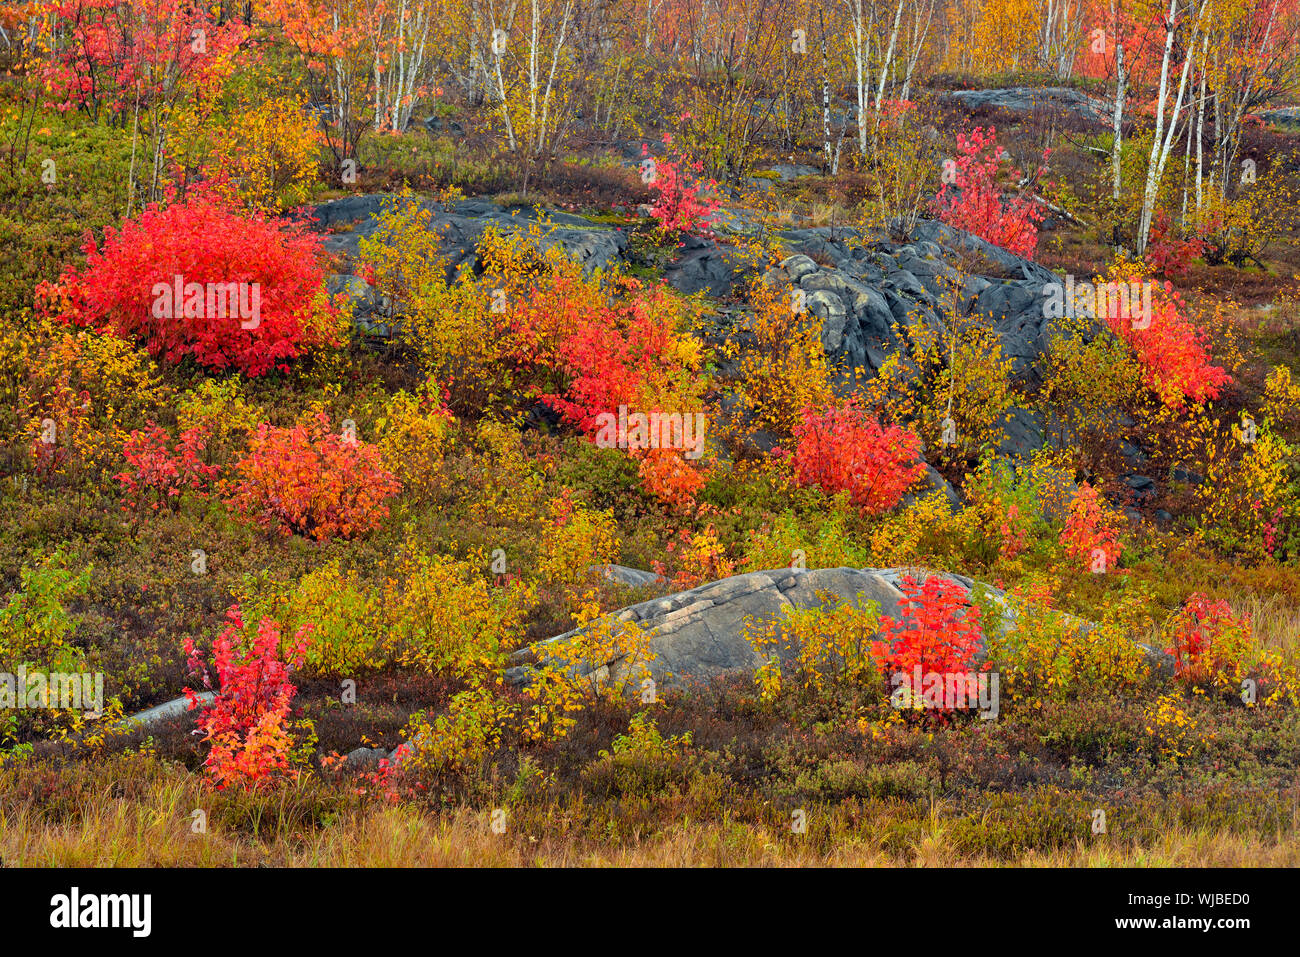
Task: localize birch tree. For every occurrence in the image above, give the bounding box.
[1136,0,1209,254]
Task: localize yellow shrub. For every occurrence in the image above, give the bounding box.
[207,96,322,212]
[726,276,833,442]
[1143,692,1208,761]
[360,196,510,413]
[383,544,536,677]
[283,560,384,677]
[20,323,170,486]
[983,588,1149,703]
[536,493,620,609]
[865,491,967,567]
[865,301,1015,473]
[1038,314,1144,474]
[1262,364,1300,432]
[744,592,881,706]
[463,417,549,530]
[600,710,693,761]
[536,598,657,707]
[1193,418,1292,560]
[398,681,514,777]
[375,389,455,502]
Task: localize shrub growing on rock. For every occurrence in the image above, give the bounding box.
[932,126,1044,259]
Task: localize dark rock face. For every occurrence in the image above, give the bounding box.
[938,86,1112,125]
[662,235,751,297]
[308,195,1084,486]
[307,194,628,285]
[743,219,1066,392]
[307,195,1066,395]
[1261,105,1300,129]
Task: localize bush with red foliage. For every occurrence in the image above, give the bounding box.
[37,193,339,377]
[1099,276,1231,410]
[1059,482,1122,572]
[222,413,401,541]
[1165,594,1252,686]
[932,126,1045,259]
[643,135,720,238]
[786,401,925,516]
[42,0,248,117]
[874,575,985,712]
[115,422,220,512]
[532,285,683,435]
[184,605,312,790]
[636,447,705,511]
[1145,209,1207,279]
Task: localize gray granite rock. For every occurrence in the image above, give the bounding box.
[506,565,1173,692]
[119,692,215,729]
[940,86,1112,125]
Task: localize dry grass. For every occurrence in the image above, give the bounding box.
[4,761,1298,868]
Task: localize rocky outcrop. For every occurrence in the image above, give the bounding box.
[309,194,1069,387]
[308,194,1082,476]
[938,86,1112,125]
[505,566,1173,692]
[311,195,629,277]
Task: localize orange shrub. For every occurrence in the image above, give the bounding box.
[1059,483,1122,573]
[223,413,401,540]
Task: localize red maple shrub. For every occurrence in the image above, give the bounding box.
[36,192,340,377]
[642,134,720,238]
[1099,276,1230,410]
[932,126,1045,259]
[42,0,247,117]
[1165,594,1252,686]
[787,401,925,516]
[222,413,401,541]
[537,300,679,434]
[1059,482,1122,572]
[184,605,312,790]
[874,575,985,712]
[115,422,220,512]
[636,447,705,511]
[1145,209,1207,279]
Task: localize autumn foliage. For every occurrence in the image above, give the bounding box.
[643,137,720,238]
[115,423,219,512]
[184,605,312,790]
[222,413,401,540]
[1145,209,1208,279]
[932,127,1044,259]
[787,401,925,516]
[875,575,985,689]
[37,193,339,377]
[1060,482,1122,572]
[1165,595,1253,686]
[1098,273,1231,410]
[40,0,248,117]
